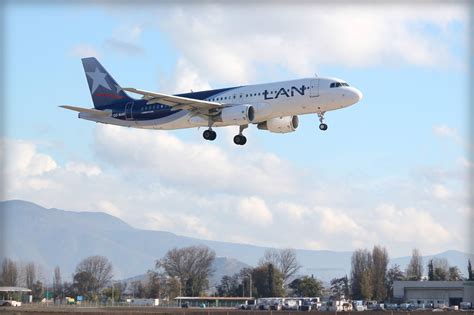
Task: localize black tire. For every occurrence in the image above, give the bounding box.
[240,136,247,145]
[319,123,328,131]
[233,135,242,145]
[203,130,212,140]
[209,131,217,141]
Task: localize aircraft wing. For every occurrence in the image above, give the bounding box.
[60,105,111,116]
[123,87,222,111]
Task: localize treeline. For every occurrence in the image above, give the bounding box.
[1,245,473,303]
[349,247,474,302]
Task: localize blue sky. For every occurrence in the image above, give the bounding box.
[1,2,471,258]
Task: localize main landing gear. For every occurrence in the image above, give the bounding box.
[203,128,217,141]
[233,125,248,146]
[318,112,328,131]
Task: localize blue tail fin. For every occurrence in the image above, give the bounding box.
[82,57,133,109]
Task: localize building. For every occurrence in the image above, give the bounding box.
[0,287,33,306]
[393,281,474,307]
[174,296,255,308]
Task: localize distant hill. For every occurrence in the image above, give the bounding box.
[1,200,472,284]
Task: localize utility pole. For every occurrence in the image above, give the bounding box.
[111,282,114,307]
[249,273,252,298]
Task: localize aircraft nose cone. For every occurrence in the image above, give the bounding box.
[353,88,363,102]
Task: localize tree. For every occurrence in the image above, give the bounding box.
[290,275,323,297]
[1,258,18,286]
[25,262,36,289]
[73,271,96,300]
[31,280,44,302]
[146,270,163,299]
[156,245,216,296]
[217,274,241,297]
[406,249,423,281]
[350,248,372,300]
[260,248,301,286]
[103,282,126,303]
[448,266,462,281]
[251,263,284,298]
[372,246,389,301]
[53,266,62,299]
[361,271,373,300]
[330,276,349,300]
[432,258,449,281]
[468,259,473,281]
[428,260,434,281]
[74,255,113,300]
[131,280,146,298]
[386,264,405,301]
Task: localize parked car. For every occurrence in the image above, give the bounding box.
[460,302,472,310]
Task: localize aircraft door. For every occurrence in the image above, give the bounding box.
[125,102,134,120]
[310,79,319,97]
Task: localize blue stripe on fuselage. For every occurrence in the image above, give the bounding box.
[100,86,241,121]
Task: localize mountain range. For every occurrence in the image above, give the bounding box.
[1,200,472,285]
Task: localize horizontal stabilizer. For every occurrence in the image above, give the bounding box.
[60,105,111,116]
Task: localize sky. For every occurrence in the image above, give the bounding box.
[0,1,472,258]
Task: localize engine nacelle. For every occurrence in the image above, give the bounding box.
[218,104,255,125]
[257,116,299,133]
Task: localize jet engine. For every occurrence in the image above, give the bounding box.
[257,116,299,133]
[218,104,255,125]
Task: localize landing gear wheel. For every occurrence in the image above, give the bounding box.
[233,135,247,145]
[203,129,217,141]
[209,130,216,140]
[319,123,328,131]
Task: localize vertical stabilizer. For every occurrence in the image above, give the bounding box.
[81,57,133,109]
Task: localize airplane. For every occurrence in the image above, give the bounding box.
[61,57,362,145]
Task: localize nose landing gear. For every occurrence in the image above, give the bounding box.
[318,112,328,131]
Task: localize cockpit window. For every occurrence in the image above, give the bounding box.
[330,82,350,88]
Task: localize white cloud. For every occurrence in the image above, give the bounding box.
[432,184,451,200]
[433,124,457,138]
[1,129,469,256]
[93,125,299,196]
[65,162,101,177]
[96,200,122,218]
[1,138,57,191]
[180,216,214,239]
[161,58,212,94]
[70,44,100,58]
[318,207,365,236]
[154,3,466,84]
[237,196,273,226]
[374,204,452,245]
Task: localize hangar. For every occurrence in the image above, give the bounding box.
[393,281,474,307]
